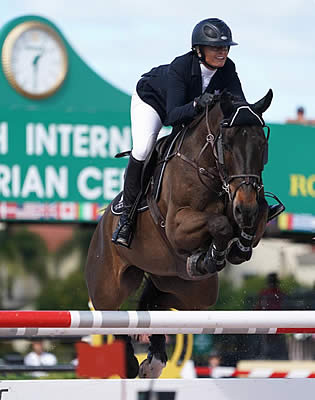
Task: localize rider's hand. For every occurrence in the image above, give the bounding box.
[193,92,214,113]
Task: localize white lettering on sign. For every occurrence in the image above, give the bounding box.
[109,126,131,158]
[21,166,45,198]
[77,167,124,200]
[58,124,72,156]
[90,126,108,157]
[26,123,131,158]
[103,168,123,199]
[36,124,57,156]
[12,165,20,197]
[73,125,89,157]
[0,165,68,199]
[45,167,68,198]
[0,165,10,196]
[77,167,102,200]
[0,123,8,155]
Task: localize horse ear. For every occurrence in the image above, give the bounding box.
[220,90,235,118]
[251,89,273,115]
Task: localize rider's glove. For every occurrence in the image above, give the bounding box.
[193,92,214,113]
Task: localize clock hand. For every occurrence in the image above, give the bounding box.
[33,54,41,66]
[32,50,44,91]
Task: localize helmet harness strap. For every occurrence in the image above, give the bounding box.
[193,45,229,70]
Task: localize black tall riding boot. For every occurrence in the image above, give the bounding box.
[112,155,144,248]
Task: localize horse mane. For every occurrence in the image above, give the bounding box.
[189,91,248,131]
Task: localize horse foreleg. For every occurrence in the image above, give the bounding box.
[227,199,268,264]
[138,334,167,379]
[186,214,234,277]
[170,208,233,278]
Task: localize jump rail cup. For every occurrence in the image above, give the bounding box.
[0,310,315,336]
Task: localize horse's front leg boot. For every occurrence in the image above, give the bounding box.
[186,250,219,279]
[208,243,227,272]
[138,352,167,379]
[227,230,254,264]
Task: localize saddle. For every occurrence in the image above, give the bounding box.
[111,129,182,216]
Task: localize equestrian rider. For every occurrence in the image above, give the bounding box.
[112,18,284,248]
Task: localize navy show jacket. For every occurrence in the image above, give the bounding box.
[136,51,245,128]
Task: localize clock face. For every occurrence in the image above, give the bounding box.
[2,21,68,99]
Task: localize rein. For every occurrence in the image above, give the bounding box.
[170,103,270,202]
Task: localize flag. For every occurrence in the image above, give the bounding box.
[58,202,79,220]
[0,202,16,220]
[278,213,293,231]
[41,203,58,220]
[16,202,43,220]
[79,203,100,221]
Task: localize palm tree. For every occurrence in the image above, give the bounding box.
[0,225,49,309]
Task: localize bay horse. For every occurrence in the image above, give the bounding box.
[85,89,273,378]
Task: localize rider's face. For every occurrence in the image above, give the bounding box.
[202,46,229,69]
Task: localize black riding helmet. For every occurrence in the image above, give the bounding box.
[192,18,238,48]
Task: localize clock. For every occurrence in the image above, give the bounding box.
[2,21,68,99]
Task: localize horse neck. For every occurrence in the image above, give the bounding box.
[180,105,221,164]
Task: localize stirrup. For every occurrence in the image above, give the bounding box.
[265,191,285,222]
[112,213,134,248]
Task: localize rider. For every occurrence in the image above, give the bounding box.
[112,18,284,248]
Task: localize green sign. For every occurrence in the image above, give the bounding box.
[0,15,130,222]
[264,123,315,232]
[0,16,314,230]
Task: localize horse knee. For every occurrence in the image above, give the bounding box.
[208,215,233,240]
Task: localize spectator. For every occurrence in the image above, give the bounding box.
[286,106,315,126]
[208,351,222,369]
[208,350,228,378]
[255,273,288,359]
[24,340,57,377]
[256,272,286,310]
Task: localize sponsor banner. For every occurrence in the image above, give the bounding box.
[0,201,105,222]
[278,212,315,232]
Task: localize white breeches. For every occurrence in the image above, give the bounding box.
[131,92,163,161]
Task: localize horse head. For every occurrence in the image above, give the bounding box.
[210,90,273,229]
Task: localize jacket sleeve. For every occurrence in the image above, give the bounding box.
[164,61,199,127]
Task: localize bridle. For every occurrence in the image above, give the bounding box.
[205,104,270,201]
[174,101,270,202]
[206,105,270,201]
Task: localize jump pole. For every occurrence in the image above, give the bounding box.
[1,311,315,400]
[0,310,315,335]
[1,378,315,400]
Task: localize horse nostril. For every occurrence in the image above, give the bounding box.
[235,205,242,215]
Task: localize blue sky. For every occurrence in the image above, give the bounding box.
[1,0,315,123]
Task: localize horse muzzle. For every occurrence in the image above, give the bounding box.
[229,177,261,229]
[233,202,259,229]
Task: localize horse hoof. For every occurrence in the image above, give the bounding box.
[138,355,166,379]
[126,354,140,378]
[227,241,252,264]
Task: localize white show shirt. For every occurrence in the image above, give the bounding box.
[200,63,217,93]
[24,351,57,377]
